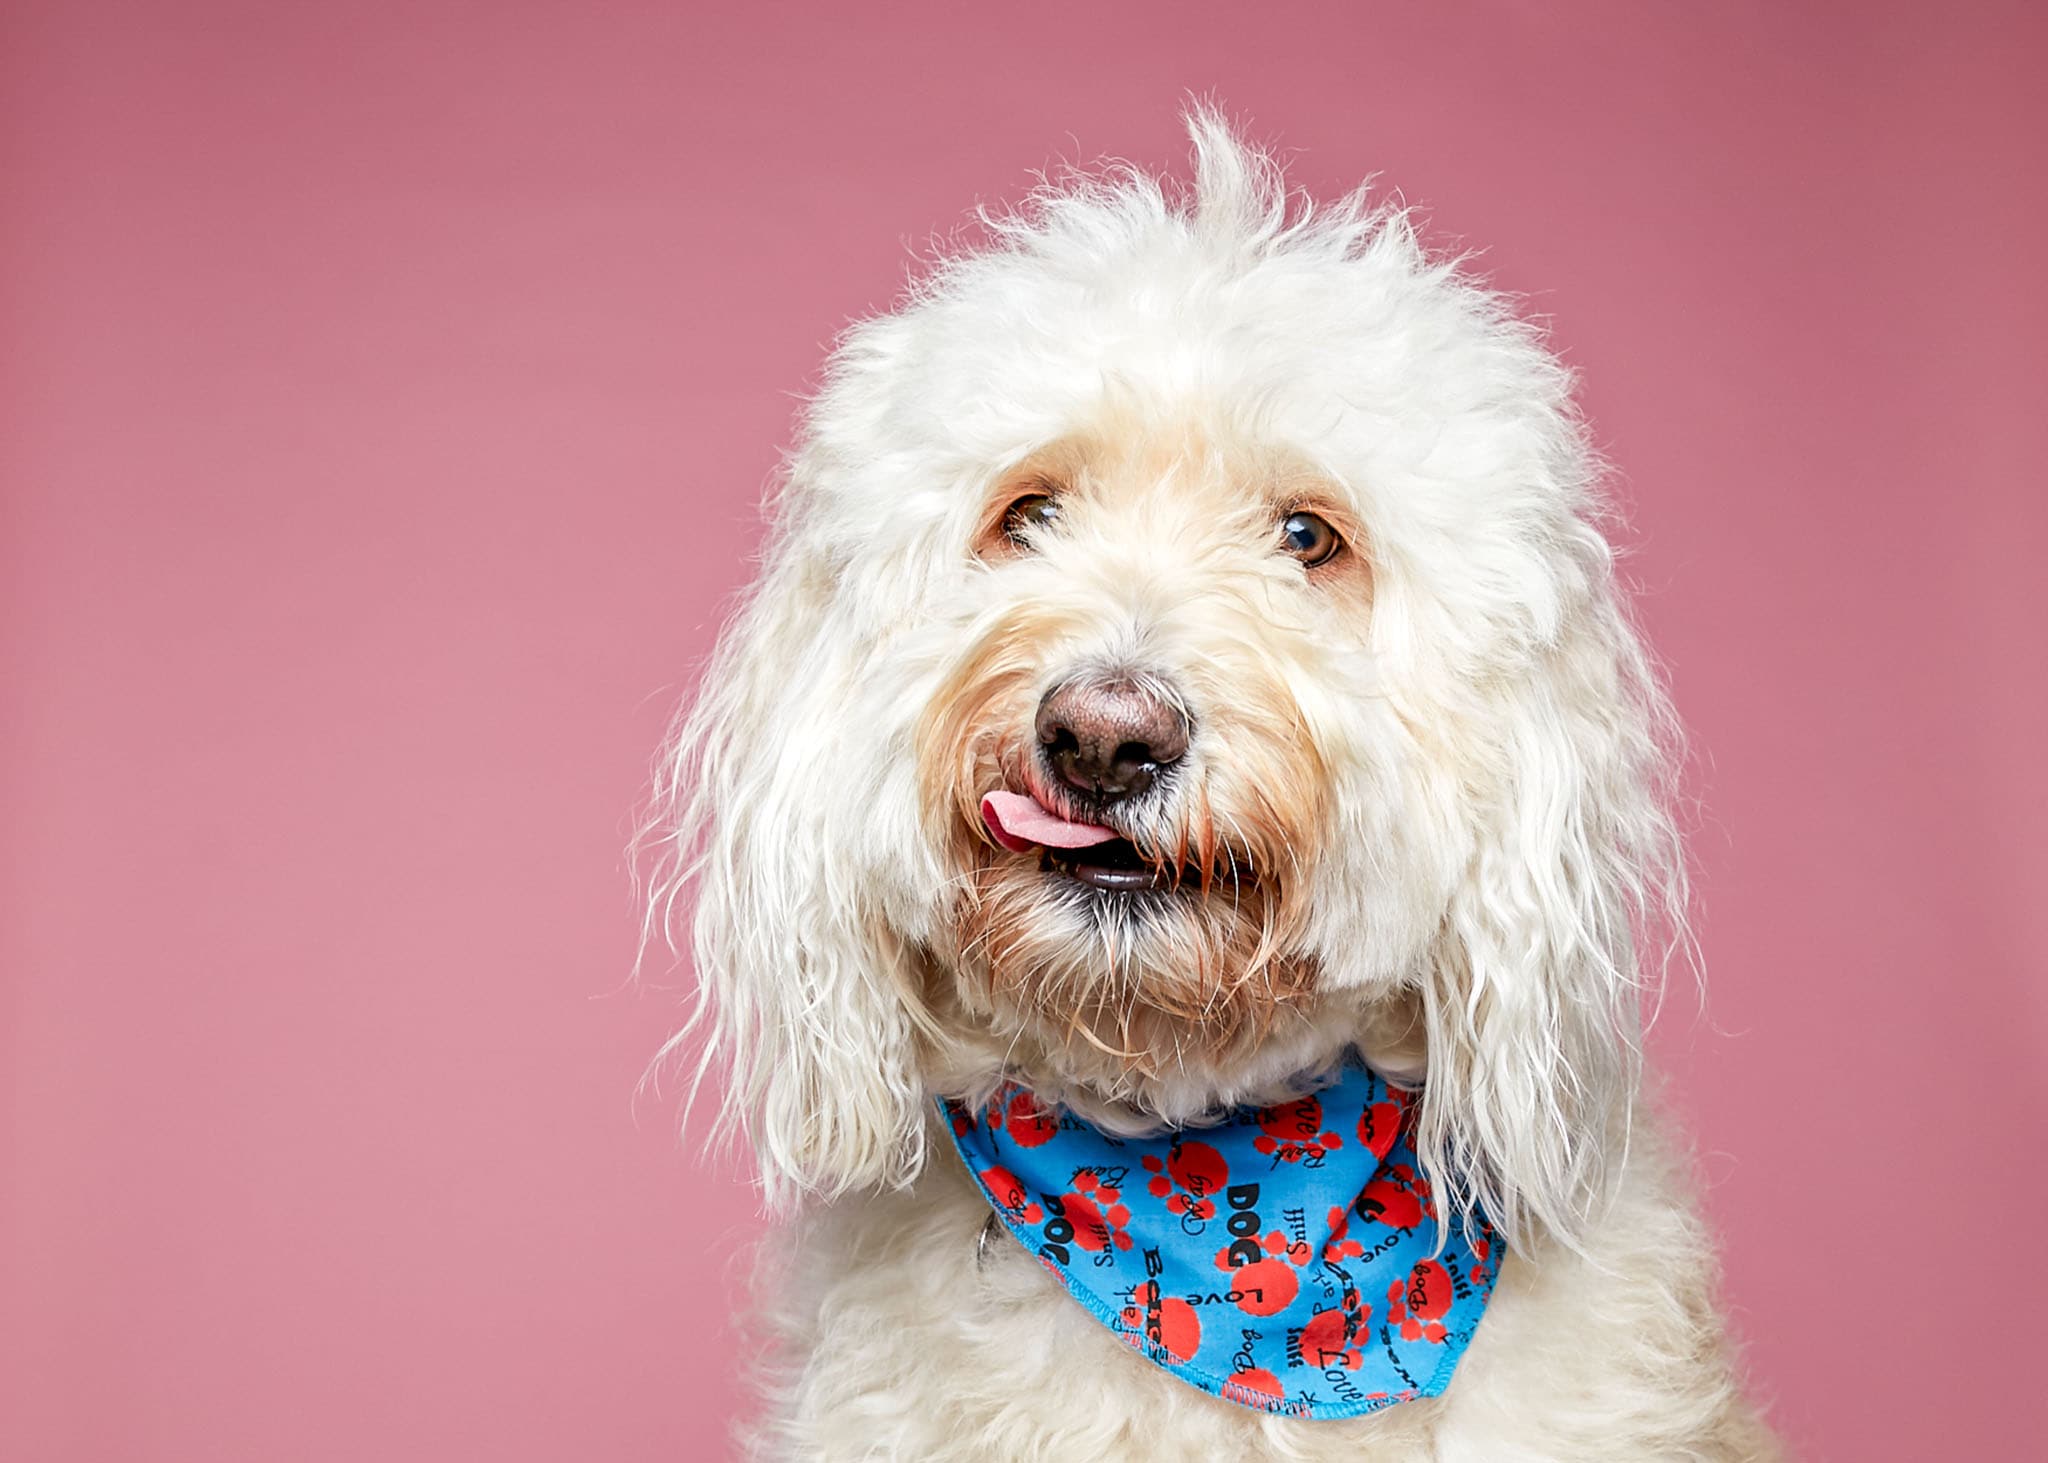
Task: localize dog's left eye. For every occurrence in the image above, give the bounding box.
[1279,511,1342,567]
[1002,493,1061,545]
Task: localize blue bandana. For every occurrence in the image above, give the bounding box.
[940,1055,1501,1419]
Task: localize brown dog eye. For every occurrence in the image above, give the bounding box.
[1003,493,1061,545]
[1280,511,1341,567]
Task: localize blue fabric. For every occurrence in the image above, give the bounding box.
[939,1054,1501,1419]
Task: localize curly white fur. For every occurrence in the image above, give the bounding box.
[640,108,1778,1460]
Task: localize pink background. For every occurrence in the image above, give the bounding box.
[4,2,2043,1457]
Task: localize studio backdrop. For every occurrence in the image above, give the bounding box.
[3,3,2043,1459]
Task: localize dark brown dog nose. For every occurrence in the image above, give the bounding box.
[1035,675,1189,801]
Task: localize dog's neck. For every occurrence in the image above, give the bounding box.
[924,986,1429,1135]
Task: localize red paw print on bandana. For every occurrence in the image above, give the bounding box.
[990,1089,1060,1148]
[1220,1368,1287,1408]
[947,1103,976,1138]
[1251,1094,1345,1164]
[1299,1290,1374,1371]
[1212,1230,1312,1316]
[1323,1163,1433,1262]
[1355,1092,1409,1161]
[1356,1162,1433,1233]
[1142,1139,1228,1222]
[1060,1171,1133,1253]
[1118,1280,1201,1363]
[977,1165,1043,1225]
[1385,1259,1454,1344]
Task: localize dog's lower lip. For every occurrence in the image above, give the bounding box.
[1061,862,1172,891]
[1037,838,1196,892]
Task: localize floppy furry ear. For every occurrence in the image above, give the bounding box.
[637,513,932,1211]
[1414,528,1689,1252]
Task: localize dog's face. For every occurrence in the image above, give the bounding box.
[916,425,1416,1114]
[645,114,1685,1245]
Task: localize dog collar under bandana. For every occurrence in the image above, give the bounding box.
[939,1054,1501,1419]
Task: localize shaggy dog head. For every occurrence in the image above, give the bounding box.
[641,111,1686,1249]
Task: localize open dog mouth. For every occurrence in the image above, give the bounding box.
[981,790,1242,894]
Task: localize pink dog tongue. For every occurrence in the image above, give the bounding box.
[980,790,1118,853]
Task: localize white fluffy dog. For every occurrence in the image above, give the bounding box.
[641,111,1779,1461]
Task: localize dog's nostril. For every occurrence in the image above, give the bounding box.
[1034,675,1190,802]
[1113,739,1156,770]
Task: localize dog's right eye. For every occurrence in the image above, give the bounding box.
[1001,493,1061,545]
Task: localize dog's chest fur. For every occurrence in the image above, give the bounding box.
[743,1118,1776,1462]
